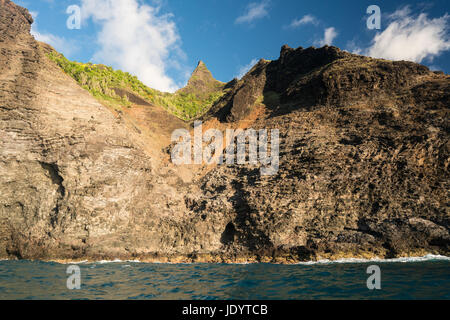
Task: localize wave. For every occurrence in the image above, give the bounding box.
[57,259,141,265]
[293,254,450,265]
[83,254,450,265]
[88,259,141,264]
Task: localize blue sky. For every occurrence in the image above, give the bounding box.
[15,0,450,92]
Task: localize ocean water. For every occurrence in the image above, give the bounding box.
[0,255,449,300]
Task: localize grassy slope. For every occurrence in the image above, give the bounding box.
[47,51,225,121]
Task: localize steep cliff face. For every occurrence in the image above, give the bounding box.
[0,0,449,263]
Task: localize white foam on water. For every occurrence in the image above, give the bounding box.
[91,259,142,264]
[294,254,450,265]
[85,254,450,265]
[97,259,124,264]
[56,260,89,265]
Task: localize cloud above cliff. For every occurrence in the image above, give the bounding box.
[366,7,450,63]
[80,0,184,92]
[235,1,270,25]
[315,27,338,46]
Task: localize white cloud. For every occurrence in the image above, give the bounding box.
[366,8,450,63]
[235,1,270,25]
[388,6,412,20]
[236,58,259,79]
[288,15,318,28]
[30,12,75,57]
[315,27,338,46]
[80,0,185,93]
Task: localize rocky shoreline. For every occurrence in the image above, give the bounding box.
[1,247,447,265]
[3,252,450,266]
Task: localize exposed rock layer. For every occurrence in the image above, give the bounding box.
[0,0,449,263]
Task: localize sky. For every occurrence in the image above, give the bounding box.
[14,0,450,92]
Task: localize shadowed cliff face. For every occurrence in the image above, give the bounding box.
[196,43,450,261]
[209,44,446,123]
[0,0,449,263]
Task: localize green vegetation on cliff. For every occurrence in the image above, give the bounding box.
[47,51,225,120]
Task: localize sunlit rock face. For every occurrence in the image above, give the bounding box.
[0,0,448,263]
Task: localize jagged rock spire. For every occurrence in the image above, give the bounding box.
[178,60,224,96]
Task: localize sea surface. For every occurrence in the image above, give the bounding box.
[0,255,449,300]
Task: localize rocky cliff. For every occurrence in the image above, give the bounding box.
[0,0,192,261]
[197,44,450,261]
[0,0,449,263]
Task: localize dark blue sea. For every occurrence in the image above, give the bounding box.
[0,255,449,300]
